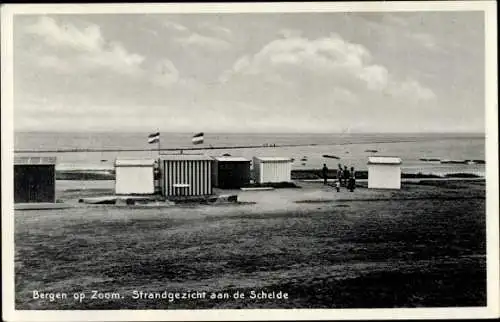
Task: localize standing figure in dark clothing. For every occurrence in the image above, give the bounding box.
[337,164,343,187]
[322,164,329,185]
[348,166,356,192]
[343,166,350,188]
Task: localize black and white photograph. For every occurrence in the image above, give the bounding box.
[1,1,498,321]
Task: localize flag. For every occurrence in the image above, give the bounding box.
[192,132,204,145]
[148,132,160,144]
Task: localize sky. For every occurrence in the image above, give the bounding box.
[12,11,485,133]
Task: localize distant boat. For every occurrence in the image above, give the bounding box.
[301,162,306,166]
[365,149,378,153]
[222,153,231,156]
[441,160,468,164]
[100,159,108,162]
[322,154,340,159]
[300,156,308,161]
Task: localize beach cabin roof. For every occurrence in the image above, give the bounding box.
[115,159,155,167]
[14,156,56,165]
[213,156,250,162]
[160,154,213,161]
[254,157,292,162]
[368,156,402,165]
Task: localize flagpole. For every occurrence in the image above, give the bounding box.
[157,129,161,157]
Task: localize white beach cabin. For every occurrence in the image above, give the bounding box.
[115,159,156,195]
[367,156,402,189]
[253,157,292,184]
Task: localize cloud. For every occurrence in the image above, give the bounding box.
[409,32,440,51]
[278,28,303,39]
[221,33,435,102]
[386,78,436,101]
[24,17,145,76]
[21,16,184,89]
[15,16,186,131]
[13,13,481,133]
[24,16,103,52]
[358,14,444,53]
[162,19,232,52]
[200,22,233,40]
[151,59,180,87]
[34,54,73,73]
[218,55,251,83]
[163,20,189,33]
[175,32,231,51]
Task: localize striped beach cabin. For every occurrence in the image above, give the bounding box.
[160,154,213,197]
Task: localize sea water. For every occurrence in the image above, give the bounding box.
[14,132,485,176]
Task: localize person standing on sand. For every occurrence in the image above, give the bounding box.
[348,166,356,192]
[337,164,343,187]
[343,165,350,188]
[322,164,329,185]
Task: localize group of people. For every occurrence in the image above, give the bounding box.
[322,163,356,192]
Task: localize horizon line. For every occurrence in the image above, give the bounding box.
[12,130,486,135]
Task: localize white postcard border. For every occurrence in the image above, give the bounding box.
[2,1,498,321]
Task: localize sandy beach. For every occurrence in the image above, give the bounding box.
[15,179,486,309]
